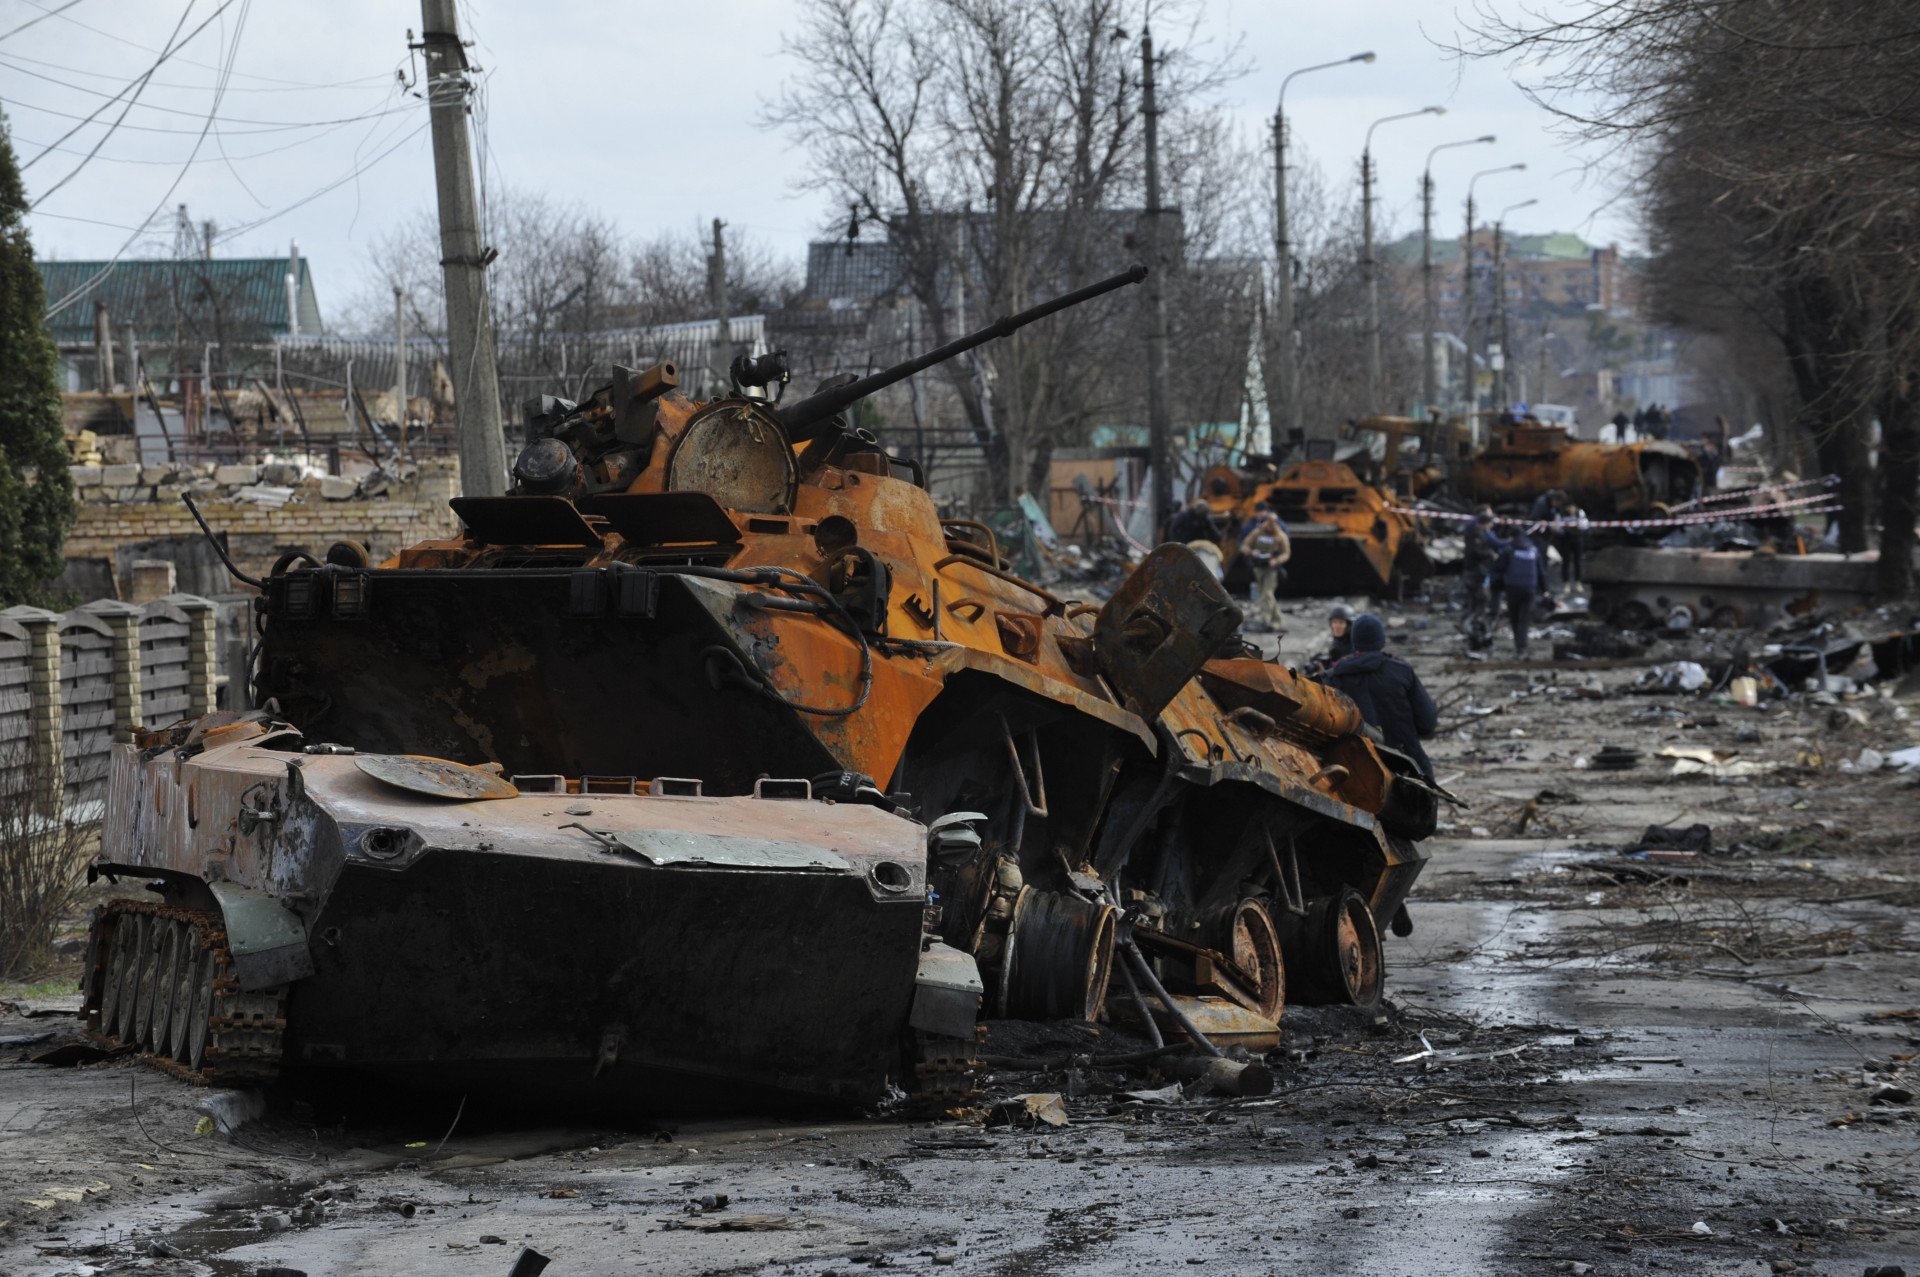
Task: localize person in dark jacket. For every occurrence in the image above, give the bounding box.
[1166,498,1216,545]
[1324,614,1439,780]
[1307,604,1355,675]
[1461,507,1506,625]
[1496,534,1551,656]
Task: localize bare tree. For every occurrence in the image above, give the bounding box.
[766,0,1239,501]
[1458,0,1920,588]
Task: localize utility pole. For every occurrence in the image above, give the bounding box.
[1421,136,1494,416]
[1271,110,1293,446]
[1273,53,1375,449]
[1463,162,1524,414]
[418,0,508,497]
[393,285,408,455]
[1361,106,1443,418]
[1142,30,1173,537]
[1492,198,1537,413]
[92,301,115,393]
[707,217,730,396]
[1362,149,1378,410]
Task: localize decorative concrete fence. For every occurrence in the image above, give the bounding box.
[0,596,220,820]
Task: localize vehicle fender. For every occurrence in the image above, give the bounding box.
[909,940,983,1040]
[208,880,314,991]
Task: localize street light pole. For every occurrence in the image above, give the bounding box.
[1363,106,1445,414]
[1273,51,1373,449]
[1492,197,1538,411]
[1421,135,1495,415]
[1462,162,1526,413]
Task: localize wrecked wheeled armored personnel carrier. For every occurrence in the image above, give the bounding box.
[82,265,1442,1110]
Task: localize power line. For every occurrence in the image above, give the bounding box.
[7,92,415,137]
[22,0,231,182]
[0,46,392,93]
[0,54,405,128]
[40,0,250,320]
[0,0,85,43]
[12,0,365,87]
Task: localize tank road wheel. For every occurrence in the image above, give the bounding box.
[1282,888,1384,1009]
[1228,899,1286,1022]
[114,913,148,1042]
[998,890,1118,1022]
[149,922,181,1053]
[168,924,201,1064]
[83,902,286,1084]
[134,913,166,1049]
[97,916,126,1038]
[184,941,214,1073]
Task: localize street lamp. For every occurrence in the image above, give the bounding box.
[1420,135,1494,415]
[1463,162,1525,410]
[1362,105,1445,412]
[1492,196,1538,410]
[1273,50,1374,448]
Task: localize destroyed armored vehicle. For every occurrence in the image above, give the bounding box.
[82,267,1442,1110]
[1457,416,1698,518]
[1200,459,1430,598]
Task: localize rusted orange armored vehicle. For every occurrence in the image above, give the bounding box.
[1457,415,1698,517]
[81,267,1441,1110]
[1200,458,1429,597]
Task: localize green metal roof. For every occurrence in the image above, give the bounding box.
[1383,230,1603,266]
[37,257,323,345]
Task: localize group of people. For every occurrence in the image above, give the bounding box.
[1310,606,1439,782]
[1461,498,1563,658]
[1167,498,1293,634]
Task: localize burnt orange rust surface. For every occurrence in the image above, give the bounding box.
[1217,460,1421,595]
[388,397,1400,820]
[1457,419,1700,516]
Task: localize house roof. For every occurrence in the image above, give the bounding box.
[37,257,323,345]
[1383,230,1606,266]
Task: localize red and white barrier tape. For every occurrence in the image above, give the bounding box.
[1669,473,1839,512]
[1390,491,1842,532]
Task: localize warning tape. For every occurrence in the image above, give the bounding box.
[1669,474,1839,513]
[1389,491,1843,532]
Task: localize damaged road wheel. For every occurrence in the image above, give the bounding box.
[1281,888,1383,1009]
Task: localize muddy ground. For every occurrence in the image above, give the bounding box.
[2,590,1916,1276]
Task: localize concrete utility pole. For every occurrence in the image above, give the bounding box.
[418,0,508,496]
[707,217,731,396]
[1492,198,1537,412]
[393,285,408,452]
[1275,53,1373,448]
[92,301,115,393]
[1421,136,1494,415]
[1143,30,1173,536]
[1362,106,1444,414]
[1462,162,1524,413]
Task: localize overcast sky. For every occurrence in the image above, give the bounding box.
[6,0,1630,327]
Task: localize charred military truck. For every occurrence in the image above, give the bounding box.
[83,266,1443,1110]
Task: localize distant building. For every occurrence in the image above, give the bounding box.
[1384,229,1631,318]
[38,255,323,391]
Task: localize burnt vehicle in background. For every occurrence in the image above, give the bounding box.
[82,266,1443,1111]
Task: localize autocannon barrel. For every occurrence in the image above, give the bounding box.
[774,264,1148,439]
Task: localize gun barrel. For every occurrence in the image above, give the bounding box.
[774,264,1147,438]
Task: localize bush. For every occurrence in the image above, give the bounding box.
[0,745,96,979]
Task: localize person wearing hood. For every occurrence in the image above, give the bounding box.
[1307,605,1355,675]
[1323,613,1438,781]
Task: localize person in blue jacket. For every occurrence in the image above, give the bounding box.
[1495,534,1551,656]
[1324,614,1438,781]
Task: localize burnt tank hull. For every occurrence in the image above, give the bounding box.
[89,732,931,1110]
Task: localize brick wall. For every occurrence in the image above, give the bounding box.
[65,459,462,583]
